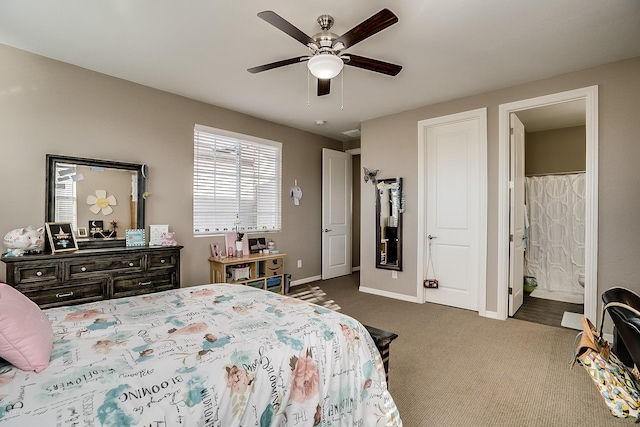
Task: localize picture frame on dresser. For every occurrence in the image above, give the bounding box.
[125,229,146,247]
[45,222,78,253]
[77,227,88,238]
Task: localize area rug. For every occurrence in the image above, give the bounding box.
[561,311,583,331]
[287,285,341,311]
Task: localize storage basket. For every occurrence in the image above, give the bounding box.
[229,266,250,281]
[247,280,264,289]
[266,277,282,293]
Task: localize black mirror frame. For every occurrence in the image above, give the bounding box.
[45,154,146,249]
[375,177,403,271]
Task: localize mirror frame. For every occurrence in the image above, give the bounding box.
[375,177,403,271]
[46,154,147,249]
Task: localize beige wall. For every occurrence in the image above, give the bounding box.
[4,40,640,322]
[525,126,586,175]
[361,56,640,316]
[0,43,343,285]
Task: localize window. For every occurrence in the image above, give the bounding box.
[193,124,282,236]
[54,162,78,230]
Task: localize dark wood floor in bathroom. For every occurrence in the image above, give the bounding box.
[512,292,583,328]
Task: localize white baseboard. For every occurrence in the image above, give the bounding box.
[290,275,322,287]
[352,266,360,272]
[359,286,420,303]
[482,310,499,319]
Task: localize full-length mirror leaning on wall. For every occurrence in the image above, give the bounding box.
[46,154,147,249]
[376,177,403,271]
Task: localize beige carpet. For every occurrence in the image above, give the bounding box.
[292,274,631,427]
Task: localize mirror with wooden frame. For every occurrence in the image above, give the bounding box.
[46,154,147,249]
[376,177,403,271]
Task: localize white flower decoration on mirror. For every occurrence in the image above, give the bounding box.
[87,190,117,215]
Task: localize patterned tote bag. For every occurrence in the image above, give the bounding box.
[571,317,640,421]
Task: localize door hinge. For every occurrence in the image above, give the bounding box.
[510,127,514,136]
[508,287,513,295]
[509,234,514,242]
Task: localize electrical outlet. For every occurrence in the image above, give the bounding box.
[297,260,302,268]
[392,271,397,279]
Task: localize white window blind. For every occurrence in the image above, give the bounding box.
[54,162,78,231]
[193,125,282,236]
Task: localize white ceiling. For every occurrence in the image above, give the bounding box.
[1,0,639,141]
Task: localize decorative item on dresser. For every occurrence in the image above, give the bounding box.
[1,246,182,308]
[209,252,286,294]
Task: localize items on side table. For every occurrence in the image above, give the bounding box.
[209,252,286,294]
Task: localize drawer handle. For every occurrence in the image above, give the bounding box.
[56,292,74,298]
[129,262,134,267]
[138,281,152,286]
[36,271,43,277]
[81,267,87,272]
[160,259,166,264]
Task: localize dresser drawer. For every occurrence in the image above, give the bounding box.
[21,279,106,308]
[67,254,144,278]
[112,272,177,297]
[2,246,182,307]
[11,262,61,285]
[148,251,178,270]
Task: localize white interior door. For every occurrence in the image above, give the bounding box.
[322,149,352,280]
[425,116,482,311]
[509,114,525,316]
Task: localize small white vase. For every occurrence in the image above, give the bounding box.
[235,240,244,256]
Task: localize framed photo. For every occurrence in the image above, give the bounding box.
[125,229,146,247]
[89,220,104,238]
[249,237,267,254]
[77,227,88,238]
[211,243,221,258]
[45,222,78,253]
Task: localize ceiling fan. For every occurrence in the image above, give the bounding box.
[247,9,402,96]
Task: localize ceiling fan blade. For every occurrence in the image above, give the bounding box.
[317,79,331,96]
[345,54,402,76]
[333,9,398,50]
[248,56,308,74]
[258,11,317,47]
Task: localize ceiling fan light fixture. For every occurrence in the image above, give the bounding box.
[307,54,343,79]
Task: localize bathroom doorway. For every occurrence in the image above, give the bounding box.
[497,86,599,325]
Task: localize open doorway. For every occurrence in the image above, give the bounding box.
[497,86,599,323]
[512,102,586,328]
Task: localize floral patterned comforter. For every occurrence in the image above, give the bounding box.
[0,284,402,426]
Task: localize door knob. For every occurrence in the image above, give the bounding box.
[428,235,437,240]
[322,228,332,233]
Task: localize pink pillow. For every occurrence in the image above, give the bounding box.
[0,283,53,372]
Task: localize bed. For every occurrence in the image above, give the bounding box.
[0,283,402,426]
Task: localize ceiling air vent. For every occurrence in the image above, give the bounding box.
[341,129,361,138]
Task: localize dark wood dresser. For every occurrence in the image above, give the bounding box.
[1,246,182,308]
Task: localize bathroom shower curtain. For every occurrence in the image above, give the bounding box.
[524,173,585,301]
